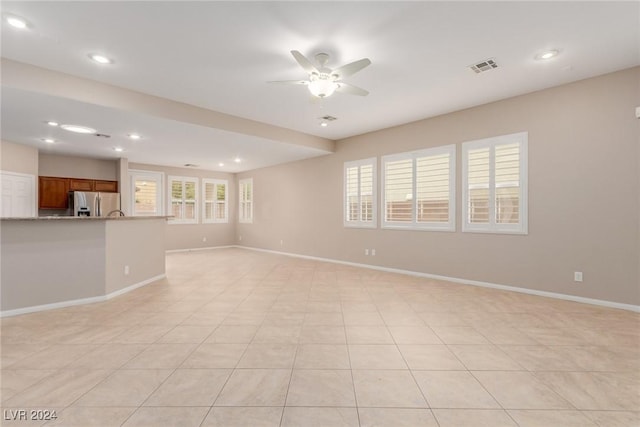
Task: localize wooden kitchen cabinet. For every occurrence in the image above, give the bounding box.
[68,178,117,192]
[94,180,118,192]
[39,177,70,209]
[38,176,119,209]
[69,178,94,191]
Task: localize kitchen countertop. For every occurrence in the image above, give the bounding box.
[1,216,173,221]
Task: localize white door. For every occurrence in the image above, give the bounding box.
[0,171,36,218]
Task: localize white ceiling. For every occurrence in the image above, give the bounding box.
[1,1,639,172]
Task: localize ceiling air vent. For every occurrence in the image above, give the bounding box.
[184,163,199,168]
[469,59,498,74]
[320,115,337,122]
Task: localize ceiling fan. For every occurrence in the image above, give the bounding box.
[269,50,371,98]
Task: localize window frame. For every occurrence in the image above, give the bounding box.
[202,178,228,224]
[343,157,377,228]
[167,175,199,225]
[461,131,528,235]
[238,178,253,224]
[381,144,456,231]
[129,169,164,217]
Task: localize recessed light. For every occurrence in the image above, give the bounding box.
[89,53,113,65]
[6,15,28,29]
[535,49,560,61]
[128,133,141,140]
[218,162,225,167]
[41,138,55,144]
[60,124,96,134]
[46,121,59,127]
[234,157,241,163]
[113,147,124,152]
[320,120,328,127]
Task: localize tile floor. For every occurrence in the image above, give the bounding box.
[1,248,639,426]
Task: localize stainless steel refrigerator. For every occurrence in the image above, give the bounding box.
[69,191,121,217]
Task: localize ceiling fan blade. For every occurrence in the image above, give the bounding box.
[336,82,369,96]
[331,58,371,79]
[291,50,318,75]
[267,80,309,85]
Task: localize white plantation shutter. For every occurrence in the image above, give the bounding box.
[467,148,490,224]
[382,145,455,231]
[495,143,520,224]
[135,180,158,214]
[203,179,228,223]
[168,176,198,224]
[239,178,253,223]
[130,170,164,217]
[462,132,527,234]
[344,158,377,228]
[360,164,374,222]
[346,165,359,222]
[416,152,452,224]
[384,158,413,223]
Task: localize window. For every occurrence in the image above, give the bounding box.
[462,132,528,234]
[168,176,198,224]
[344,158,377,228]
[129,170,163,216]
[382,145,455,231]
[239,178,253,223]
[202,179,228,223]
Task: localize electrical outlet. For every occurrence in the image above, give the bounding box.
[280,239,283,246]
[365,249,369,256]
[239,235,242,241]
[124,265,130,276]
[202,236,207,242]
[371,249,376,256]
[574,271,583,282]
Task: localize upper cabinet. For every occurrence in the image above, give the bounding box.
[94,180,118,192]
[69,178,93,191]
[39,177,69,209]
[39,176,118,209]
[68,178,117,192]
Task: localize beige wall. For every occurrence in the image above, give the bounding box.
[1,217,167,313]
[105,218,165,294]
[0,220,106,311]
[39,153,117,180]
[116,158,130,215]
[1,140,38,175]
[129,162,237,250]
[237,67,640,306]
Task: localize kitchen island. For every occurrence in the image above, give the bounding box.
[0,216,169,316]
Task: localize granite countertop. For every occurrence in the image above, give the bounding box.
[2,216,173,221]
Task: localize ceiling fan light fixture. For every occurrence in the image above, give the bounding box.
[308,75,338,98]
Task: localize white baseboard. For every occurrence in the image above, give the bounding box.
[105,274,167,300]
[233,245,640,313]
[166,245,235,254]
[0,274,166,318]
